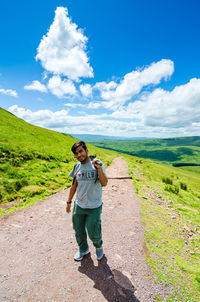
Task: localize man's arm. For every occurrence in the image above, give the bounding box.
[66,178,77,213]
[93,160,108,186]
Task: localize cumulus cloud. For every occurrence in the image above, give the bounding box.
[94,81,117,91]
[111,78,200,130]
[8,103,200,137]
[95,59,174,109]
[8,105,138,136]
[79,84,92,97]
[48,75,77,98]
[0,88,18,98]
[111,101,143,119]
[24,80,48,93]
[142,78,200,128]
[36,7,93,80]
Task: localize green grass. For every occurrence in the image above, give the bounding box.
[179,166,200,174]
[0,107,117,214]
[124,154,200,301]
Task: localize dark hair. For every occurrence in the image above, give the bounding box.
[71,141,87,154]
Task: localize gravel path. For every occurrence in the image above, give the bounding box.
[0,157,164,301]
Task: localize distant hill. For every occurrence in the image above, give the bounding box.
[71,133,153,141]
[88,136,200,171]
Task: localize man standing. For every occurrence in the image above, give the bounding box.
[66,141,108,261]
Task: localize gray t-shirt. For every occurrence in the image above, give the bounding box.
[69,160,107,209]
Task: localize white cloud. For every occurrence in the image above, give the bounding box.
[94,81,117,91]
[88,102,102,109]
[64,102,101,109]
[95,59,174,109]
[110,78,200,130]
[64,103,84,108]
[8,105,139,136]
[111,102,143,119]
[80,84,92,97]
[0,88,18,98]
[142,78,200,128]
[8,103,200,138]
[24,80,48,93]
[64,103,78,108]
[48,75,77,98]
[36,7,93,80]
[8,104,200,137]
[42,71,48,80]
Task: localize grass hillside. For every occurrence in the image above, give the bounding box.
[123,154,200,301]
[88,136,200,173]
[0,107,117,214]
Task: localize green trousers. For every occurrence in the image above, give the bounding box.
[72,203,103,253]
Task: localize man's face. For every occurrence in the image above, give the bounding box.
[74,145,88,163]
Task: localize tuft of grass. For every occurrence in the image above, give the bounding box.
[180,181,187,190]
[164,184,179,195]
[20,185,45,197]
[162,176,173,185]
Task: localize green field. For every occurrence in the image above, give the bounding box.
[0,107,200,301]
[87,136,200,173]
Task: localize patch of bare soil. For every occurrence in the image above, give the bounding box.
[0,157,166,301]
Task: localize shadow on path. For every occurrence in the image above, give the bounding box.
[78,254,140,302]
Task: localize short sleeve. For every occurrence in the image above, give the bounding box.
[69,169,74,178]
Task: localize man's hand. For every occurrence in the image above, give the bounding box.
[92,158,102,168]
[92,159,108,186]
[66,203,71,213]
[66,178,77,214]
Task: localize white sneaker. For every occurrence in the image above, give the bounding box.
[74,249,90,261]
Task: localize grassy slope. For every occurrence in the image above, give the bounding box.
[88,136,200,172]
[0,108,117,214]
[123,154,200,301]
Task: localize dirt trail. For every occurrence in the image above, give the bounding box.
[0,157,164,302]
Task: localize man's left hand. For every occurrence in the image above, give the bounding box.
[92,159,102,168]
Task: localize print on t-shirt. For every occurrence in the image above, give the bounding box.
[76,170,97,181]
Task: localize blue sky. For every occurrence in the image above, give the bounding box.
[0,0,200,137]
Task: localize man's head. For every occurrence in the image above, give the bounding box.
[71,141,89,164]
